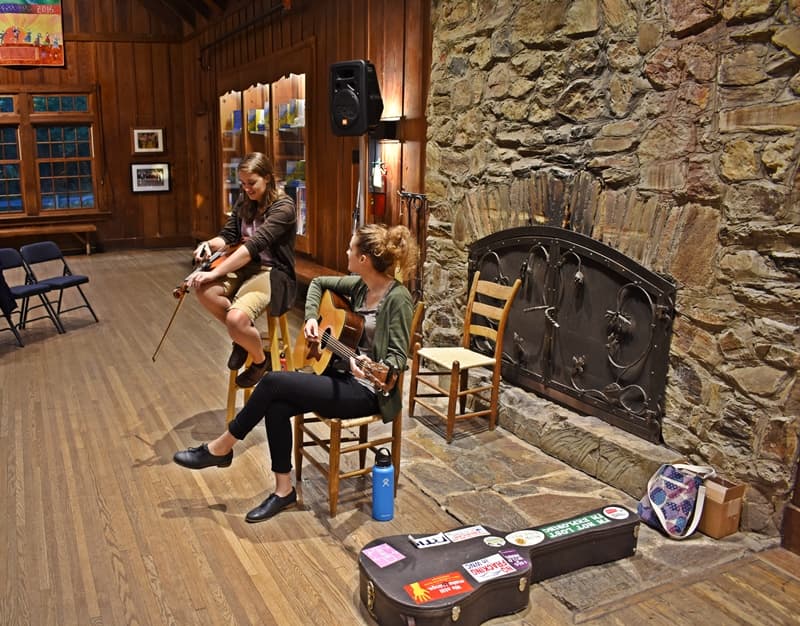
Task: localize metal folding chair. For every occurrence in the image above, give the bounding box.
[0,248,65,343]
[19,240,98,329]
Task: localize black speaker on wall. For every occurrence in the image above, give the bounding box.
[329,59,384,136]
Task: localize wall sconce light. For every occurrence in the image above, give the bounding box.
[374,117,400,142]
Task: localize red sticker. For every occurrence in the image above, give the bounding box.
[403,571,474,604]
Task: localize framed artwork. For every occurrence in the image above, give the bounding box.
[131,163,170,193]
[131,128,165,154]
[0,1,65,67]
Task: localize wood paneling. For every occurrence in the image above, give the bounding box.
[0,0,192,252]
[189,0,430,273]
[0,0,429,263]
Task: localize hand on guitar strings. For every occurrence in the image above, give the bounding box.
[350,354,372,381]
[303,318,320,343]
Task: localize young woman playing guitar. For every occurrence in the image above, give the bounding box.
[174,223,418,523]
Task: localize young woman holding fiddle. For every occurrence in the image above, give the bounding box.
[188,152,296,387]
[174,223,418,523]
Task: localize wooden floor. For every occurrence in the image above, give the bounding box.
[1,248,799,626]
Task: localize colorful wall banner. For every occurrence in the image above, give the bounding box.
[0,1,64,67]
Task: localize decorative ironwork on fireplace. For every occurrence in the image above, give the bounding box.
[468,226,676,443]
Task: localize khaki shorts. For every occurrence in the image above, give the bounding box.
[220,263,272,323]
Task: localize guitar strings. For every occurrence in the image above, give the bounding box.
[322,334,388,385]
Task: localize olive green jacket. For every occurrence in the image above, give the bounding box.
[305,274,413,422]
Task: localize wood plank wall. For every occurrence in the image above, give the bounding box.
[0,0,193,251]
[188,0,430,273]
[0,0,430,273]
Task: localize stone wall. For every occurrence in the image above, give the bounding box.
[423,0,800,534]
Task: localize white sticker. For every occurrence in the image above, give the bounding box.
[462,553,516,583]
[603,505,630,520]
[483,536,506,547]
[408,532,451,549]
[444,525,490,543]
[505,529,545,546]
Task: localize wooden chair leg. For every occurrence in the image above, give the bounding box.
[391,416,402,495]
[358,424,369,469]
[267,316,281,371]
[279,314,294,370]
[446,361,460,443]
[226,369,238,423]
[329,420,342,517]
[459,369,469,414]
[408,343,420,415]
[489,367,501,430]
[294,413,304,483]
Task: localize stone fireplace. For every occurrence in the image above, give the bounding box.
[421,1,799,535]
[468,225,676,444]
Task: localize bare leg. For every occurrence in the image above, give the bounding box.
[207,431,237,456]
[195,283,230,323]
[274,472,293,497]
[226,308,264,362]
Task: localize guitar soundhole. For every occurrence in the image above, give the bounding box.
[320,328,331,349]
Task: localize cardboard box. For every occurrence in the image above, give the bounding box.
[698,477,746,539]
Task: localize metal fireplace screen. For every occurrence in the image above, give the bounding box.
[468,226,676,443]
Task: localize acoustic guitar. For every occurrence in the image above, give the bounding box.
[293,289,399,395]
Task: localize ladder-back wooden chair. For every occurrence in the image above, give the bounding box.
[293,301,425,516]
[408,272,521,442]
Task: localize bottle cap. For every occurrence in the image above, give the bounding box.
[375,447,392,467]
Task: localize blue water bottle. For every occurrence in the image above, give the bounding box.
[372,447,395,521]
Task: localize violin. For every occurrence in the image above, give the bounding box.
[172,243,242,298]
[153,242,241,361]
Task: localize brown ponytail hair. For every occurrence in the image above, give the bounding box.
[355,223,419,281]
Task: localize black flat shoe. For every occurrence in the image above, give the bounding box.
[228,343,248,370]
[235,354,271,388]
[245,488,297,523]
[173,443,233,469]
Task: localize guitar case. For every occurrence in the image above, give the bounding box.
[358,504,639,626]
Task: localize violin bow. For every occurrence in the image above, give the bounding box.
[151,285,188,362]
[151,242,239,362]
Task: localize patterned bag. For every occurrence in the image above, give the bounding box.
[637,463,716,539]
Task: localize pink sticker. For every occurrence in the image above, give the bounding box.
[363,543,407,568]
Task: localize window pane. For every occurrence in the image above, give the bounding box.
[0,126,18,159]
[35,123,95,212]
[32,96,46,112]
[0,97,14,113]
[75,96,88,112]
[46,96,60,112]
[0,162,22,214]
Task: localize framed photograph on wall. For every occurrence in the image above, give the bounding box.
[131,128,165,154]
[131,163,170,193]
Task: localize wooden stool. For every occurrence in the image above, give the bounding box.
[226,312,294,422]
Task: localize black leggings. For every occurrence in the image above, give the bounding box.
[227,370,379,474]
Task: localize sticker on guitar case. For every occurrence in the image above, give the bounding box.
[403,572,474,604]
[539,512,611,539]
[603,505,630,520]
[408,531,451,549]
[505,529,545,546]
[445,525,490,543]
[499,549,529,570]
[462,553,517,583]
[362,543,407,568]
[483,536,506,547]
